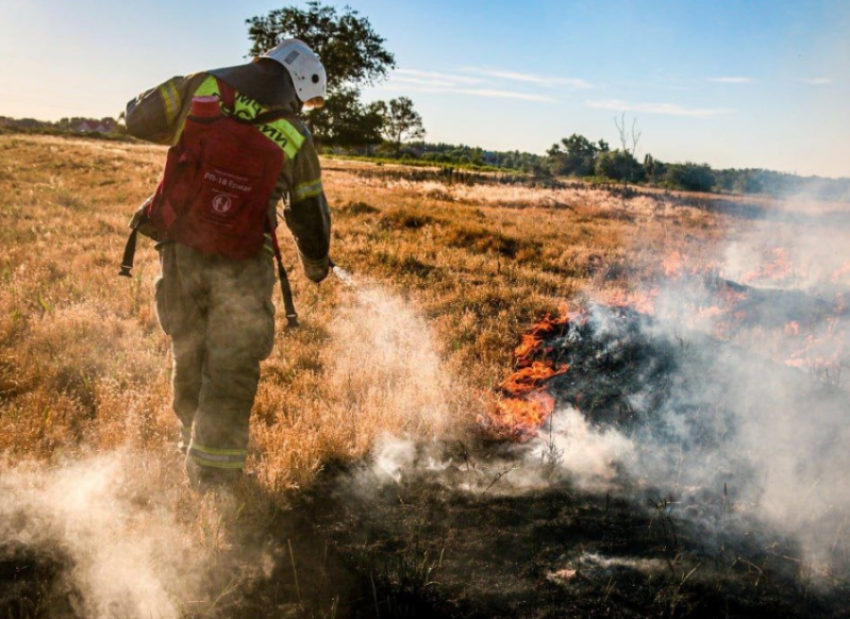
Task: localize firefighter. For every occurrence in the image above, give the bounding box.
[124,40,331,488]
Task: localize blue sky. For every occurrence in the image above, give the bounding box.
[1,0,847,177]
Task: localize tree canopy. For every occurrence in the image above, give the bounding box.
[246,1,396,147]
[547,134,609,176]
[376,97,426,155]
[308,86,384,148]
[246,1,395,90]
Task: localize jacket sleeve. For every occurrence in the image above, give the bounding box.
[125,74,206,145]
[282,133,331,282]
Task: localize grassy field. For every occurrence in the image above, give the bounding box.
[1,134,793,618]
[0,134,731,479]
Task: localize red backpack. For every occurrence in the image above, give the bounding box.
[120,78,300,326]
[148,80,284,260]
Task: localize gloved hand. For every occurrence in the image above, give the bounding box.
[299,252,329,283]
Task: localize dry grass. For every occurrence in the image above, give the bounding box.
[0,134,734,489]
[7,134,815,616]
[9,135,850,619]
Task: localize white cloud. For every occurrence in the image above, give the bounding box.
[392,76,456,88]
[382,67,560,103]
[585,99,735,119]
[707,76,754,84]
[456,88,557,102]
[802,77,833,85]
[378,83,556,103]
[394,69,485,85]
[462,67,593,89]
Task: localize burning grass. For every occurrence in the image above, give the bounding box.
[2,134,849,618]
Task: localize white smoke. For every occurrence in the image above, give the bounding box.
[0,452,241,618]
[527,406,634,492]
[352,208,850,571]
[547,552,668,586]
[328,281,454,442]
[531,204,850,566]
[371,434,418,483]
[325,198,850,574]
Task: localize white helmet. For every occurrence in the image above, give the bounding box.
[262,38,327,109]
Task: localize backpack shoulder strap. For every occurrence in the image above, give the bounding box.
[249,108,290,126]
[212,76,287,126]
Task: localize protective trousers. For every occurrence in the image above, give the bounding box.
[155,242,275,483]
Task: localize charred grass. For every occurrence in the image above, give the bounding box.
[298,464,850,619]
[1,134,826,618]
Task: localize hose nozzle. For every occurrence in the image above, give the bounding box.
[328,258,355,287]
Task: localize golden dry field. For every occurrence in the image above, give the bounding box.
[0,134,728,485]
[9,134,850,619]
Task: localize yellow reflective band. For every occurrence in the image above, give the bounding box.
[193,75,220,99]
[158,80,181,124]
[292,179,323,202]
[190,77,305,159]
[231,92,264,121]
[190,443,247,457]
[189,453,245,470]
[188,442,246,470]
[256,119,304,159]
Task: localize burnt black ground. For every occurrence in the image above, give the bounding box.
[0,544,79,619]
[4,302,849,618]
[291,462,850,619]
[269,301,850,619]
[6,469,848,619]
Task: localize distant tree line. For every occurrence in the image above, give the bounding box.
[0,116,123,135]
[544,132,849,200]
[349,142,547,172]
[342,133,848,201]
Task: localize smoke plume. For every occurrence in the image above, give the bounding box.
[0,452,255,618]
[351,197,850,574]
[328,280,454,442]
[532,196,850,566]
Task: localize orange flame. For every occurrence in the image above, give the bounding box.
[493,391,557,435]
[512,310,571,366]
[741,248,792,284]
[486,308,576,438]
[784,318,846,374]
[832,261,850,283]
[514,334,543,360]
[663,251,686,278]
[501,361,569,396]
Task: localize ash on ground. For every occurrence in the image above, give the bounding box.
[291,300,850,619]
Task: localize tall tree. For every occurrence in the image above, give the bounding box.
[546,133,604,176]
[246,2,395,147]
[376,97,425,155]
[309,86,385,147]
[614,113,642,186]
[595,150,645,182]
